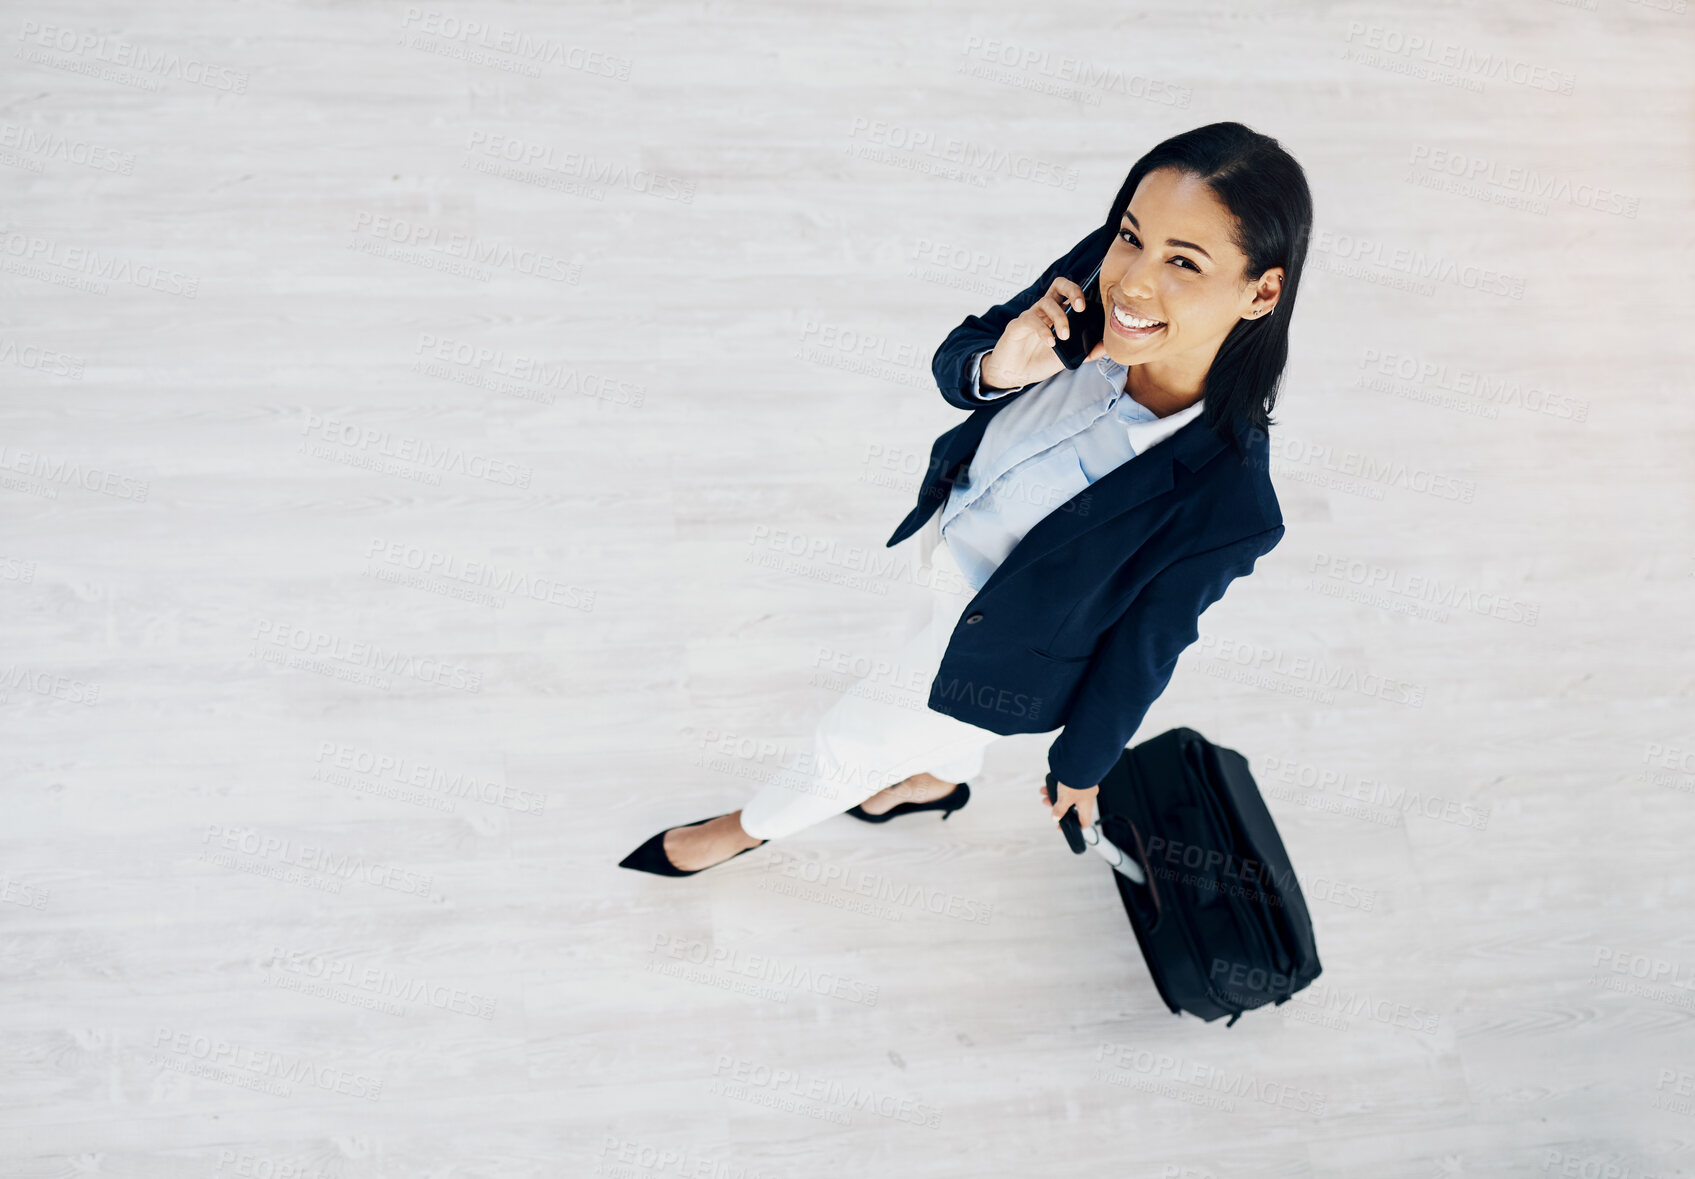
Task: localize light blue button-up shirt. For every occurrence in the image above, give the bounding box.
[939,349,1206,592]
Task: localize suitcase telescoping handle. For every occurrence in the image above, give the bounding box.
[1043,773,1147,885]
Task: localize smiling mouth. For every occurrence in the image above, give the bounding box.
[1109,301,1165,334]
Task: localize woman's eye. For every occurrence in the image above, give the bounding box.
[1119,229,1200,272]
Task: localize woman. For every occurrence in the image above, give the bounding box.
[621,121,1312,876]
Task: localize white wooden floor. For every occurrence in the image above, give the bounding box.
[3,2,1692,1175]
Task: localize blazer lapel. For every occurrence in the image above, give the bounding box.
[974,414,1231,593]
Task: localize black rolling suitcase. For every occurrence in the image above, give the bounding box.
[1045,727,1322,1026]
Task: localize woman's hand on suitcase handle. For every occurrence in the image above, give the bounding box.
[981,277,1109,390]
[1044,781,1099,829]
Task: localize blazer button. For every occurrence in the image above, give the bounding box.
[964,612,984,624]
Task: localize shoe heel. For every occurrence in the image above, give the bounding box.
[942,781,970,820]
[846,781,970,825]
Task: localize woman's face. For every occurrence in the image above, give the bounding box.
[1096,167,1282,374]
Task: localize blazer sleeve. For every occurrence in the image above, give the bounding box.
[966,348,1027,402]
[933,225,1114,412]
[1045,524,1286,790]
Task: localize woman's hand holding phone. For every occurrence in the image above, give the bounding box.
[980,275,1110,391]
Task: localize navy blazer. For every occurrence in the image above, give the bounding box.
[885,224,1284,790]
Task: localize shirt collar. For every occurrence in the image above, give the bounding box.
[1095,356,1206,455]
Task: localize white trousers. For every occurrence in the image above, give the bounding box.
[738,512,1016,841]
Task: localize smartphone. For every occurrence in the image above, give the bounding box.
[1050,256,1104,370]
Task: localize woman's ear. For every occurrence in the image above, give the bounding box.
[1244,268,1283,319]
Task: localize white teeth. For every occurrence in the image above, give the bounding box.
[1112,304,1164,330]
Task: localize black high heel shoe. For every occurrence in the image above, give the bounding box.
[618,813,768,877]
[847,781,971,824]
